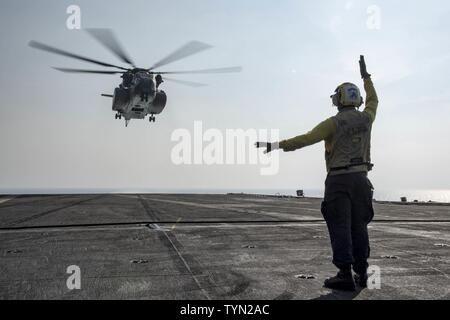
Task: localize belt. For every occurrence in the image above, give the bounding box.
[330,162,374,172]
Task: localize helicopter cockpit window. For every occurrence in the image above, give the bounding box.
[133,72,146,85]
[122,73,133,87]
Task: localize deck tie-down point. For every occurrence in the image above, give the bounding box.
[382,255,399,259]
[6,249,23,254]
[295,274,316,279]
[130,259,149,264]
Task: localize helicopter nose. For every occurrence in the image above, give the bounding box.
[137,78,155,94]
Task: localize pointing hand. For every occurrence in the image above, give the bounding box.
[255,142,280,154]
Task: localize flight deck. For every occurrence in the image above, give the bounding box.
[0,193,449,300]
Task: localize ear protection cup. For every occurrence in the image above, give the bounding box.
[331,88,340,107]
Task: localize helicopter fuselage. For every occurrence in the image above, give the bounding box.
[111,70,167,123]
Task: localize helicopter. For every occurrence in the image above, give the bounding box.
[29,29,241,126]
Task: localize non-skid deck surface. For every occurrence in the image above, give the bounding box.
[0,194,449,299]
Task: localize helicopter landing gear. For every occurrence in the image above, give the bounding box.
[149,114,156,122]
[115,113,122,120]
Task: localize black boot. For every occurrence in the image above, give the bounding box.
[324,270,356,291]
[354,273,368,288]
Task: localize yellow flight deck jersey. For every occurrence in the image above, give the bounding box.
[279,78,378,173]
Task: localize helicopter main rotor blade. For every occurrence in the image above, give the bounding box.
[53,67,125,74]
[86,28,135,67]
[149,41,213,70]
[153,66,242,74]
[29,41,129,70]
[162,77,207,87]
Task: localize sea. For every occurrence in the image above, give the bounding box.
[2,188,450,203]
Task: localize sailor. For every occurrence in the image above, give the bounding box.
[256,56,378,291]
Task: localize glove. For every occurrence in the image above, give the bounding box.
[255,141,279,154]
[359,55,371,79]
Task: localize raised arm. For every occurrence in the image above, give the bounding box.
[255,56,377,154]
[359,55,378,122]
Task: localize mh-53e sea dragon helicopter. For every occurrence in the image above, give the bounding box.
[29,29,241,126]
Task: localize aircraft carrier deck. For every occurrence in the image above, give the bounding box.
[0,193,449,300]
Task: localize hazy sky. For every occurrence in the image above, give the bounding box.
[1,0,449,193]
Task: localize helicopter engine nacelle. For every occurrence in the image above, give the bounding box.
[112,87,129,111]
[151,90,167,114]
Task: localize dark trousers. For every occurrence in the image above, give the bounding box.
[321,172,374,274]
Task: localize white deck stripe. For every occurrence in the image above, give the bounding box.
[0,197,14,204]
